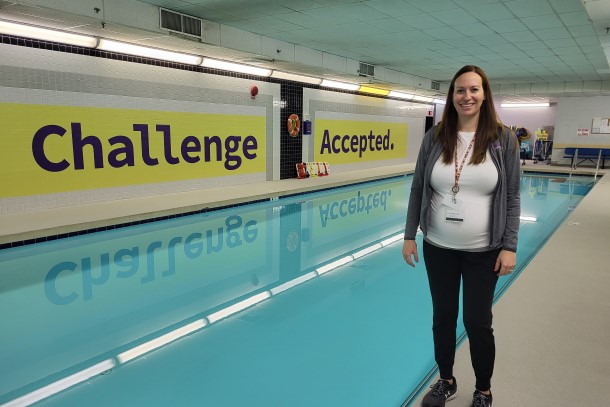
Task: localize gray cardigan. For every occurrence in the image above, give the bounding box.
[404,125,521,252]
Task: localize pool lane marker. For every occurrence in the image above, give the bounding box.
[2,360,116,407]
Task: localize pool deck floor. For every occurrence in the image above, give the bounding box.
[2,161,609,406]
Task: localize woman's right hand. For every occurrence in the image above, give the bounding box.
[402,239,419,267]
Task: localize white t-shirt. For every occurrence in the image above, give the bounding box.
[426,132,499,250]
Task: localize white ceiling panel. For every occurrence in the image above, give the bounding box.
[468,3,514,21]
[403,0,460,13]
[521,15,564,30]
[559,10,593,26]
[433,8,480,25]
[548,0,585,13]
[502,30,541,42]
[504,0,555,17]
[452,22,497,37]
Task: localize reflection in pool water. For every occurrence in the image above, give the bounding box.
[0,173,596,407]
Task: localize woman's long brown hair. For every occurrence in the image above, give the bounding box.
[436,65,502,165]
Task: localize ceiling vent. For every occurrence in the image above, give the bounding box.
[160,8,202,39]
[431,81,440,91]
[359,62,375,78]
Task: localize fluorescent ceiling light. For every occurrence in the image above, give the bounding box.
[316,255,354,275]
[411,95,434,103]
[500,103,550,108]
[520,215,538,222]
[270,271,317,295]
[271,70,321,85]
[6,359,115,406]
[202,58,272,76]
[207,291,271,323]
[97,39,202,65]
[320,79,359,91]
[433,98,446,104]
[359,86,390,96]
[117,319,207,364]
[0,20,98,48]
[389,91,414,100]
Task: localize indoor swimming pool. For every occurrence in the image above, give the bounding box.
[0,173,597,407]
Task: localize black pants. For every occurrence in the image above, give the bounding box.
[423,240,500,391]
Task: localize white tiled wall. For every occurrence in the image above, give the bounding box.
[552,96,610,165]
[0,42,433,216]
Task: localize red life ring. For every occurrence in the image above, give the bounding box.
[287,114,300,137]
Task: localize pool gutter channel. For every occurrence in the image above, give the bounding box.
[1,165,602,250]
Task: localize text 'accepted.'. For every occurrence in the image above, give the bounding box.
[319,129,394,158]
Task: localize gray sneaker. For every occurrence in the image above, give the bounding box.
[422,377,457,407]
[471,390,492,407]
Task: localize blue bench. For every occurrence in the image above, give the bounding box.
[563,147,610,169]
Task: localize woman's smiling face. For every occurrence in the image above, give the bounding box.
[453,71,485,121]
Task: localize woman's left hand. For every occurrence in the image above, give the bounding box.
[494,250,516,276]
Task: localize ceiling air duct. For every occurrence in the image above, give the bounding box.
[160,8,202,40]
[358,62,375,78]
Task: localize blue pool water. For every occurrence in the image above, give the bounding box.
[0,173,596,407]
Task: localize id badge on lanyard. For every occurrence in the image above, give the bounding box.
[442,194,464,222]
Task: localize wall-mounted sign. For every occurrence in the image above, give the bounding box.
[591,118,610,134]
[313,112,408,163]
[0,102,266,198]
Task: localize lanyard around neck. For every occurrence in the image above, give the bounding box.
[452,135,476,197]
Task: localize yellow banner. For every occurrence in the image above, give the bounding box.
[314,119,408,163]
[0,103,266,197]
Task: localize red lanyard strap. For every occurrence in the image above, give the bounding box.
[453,135,476,195]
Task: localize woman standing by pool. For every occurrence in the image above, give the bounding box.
[402,65,520,407]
